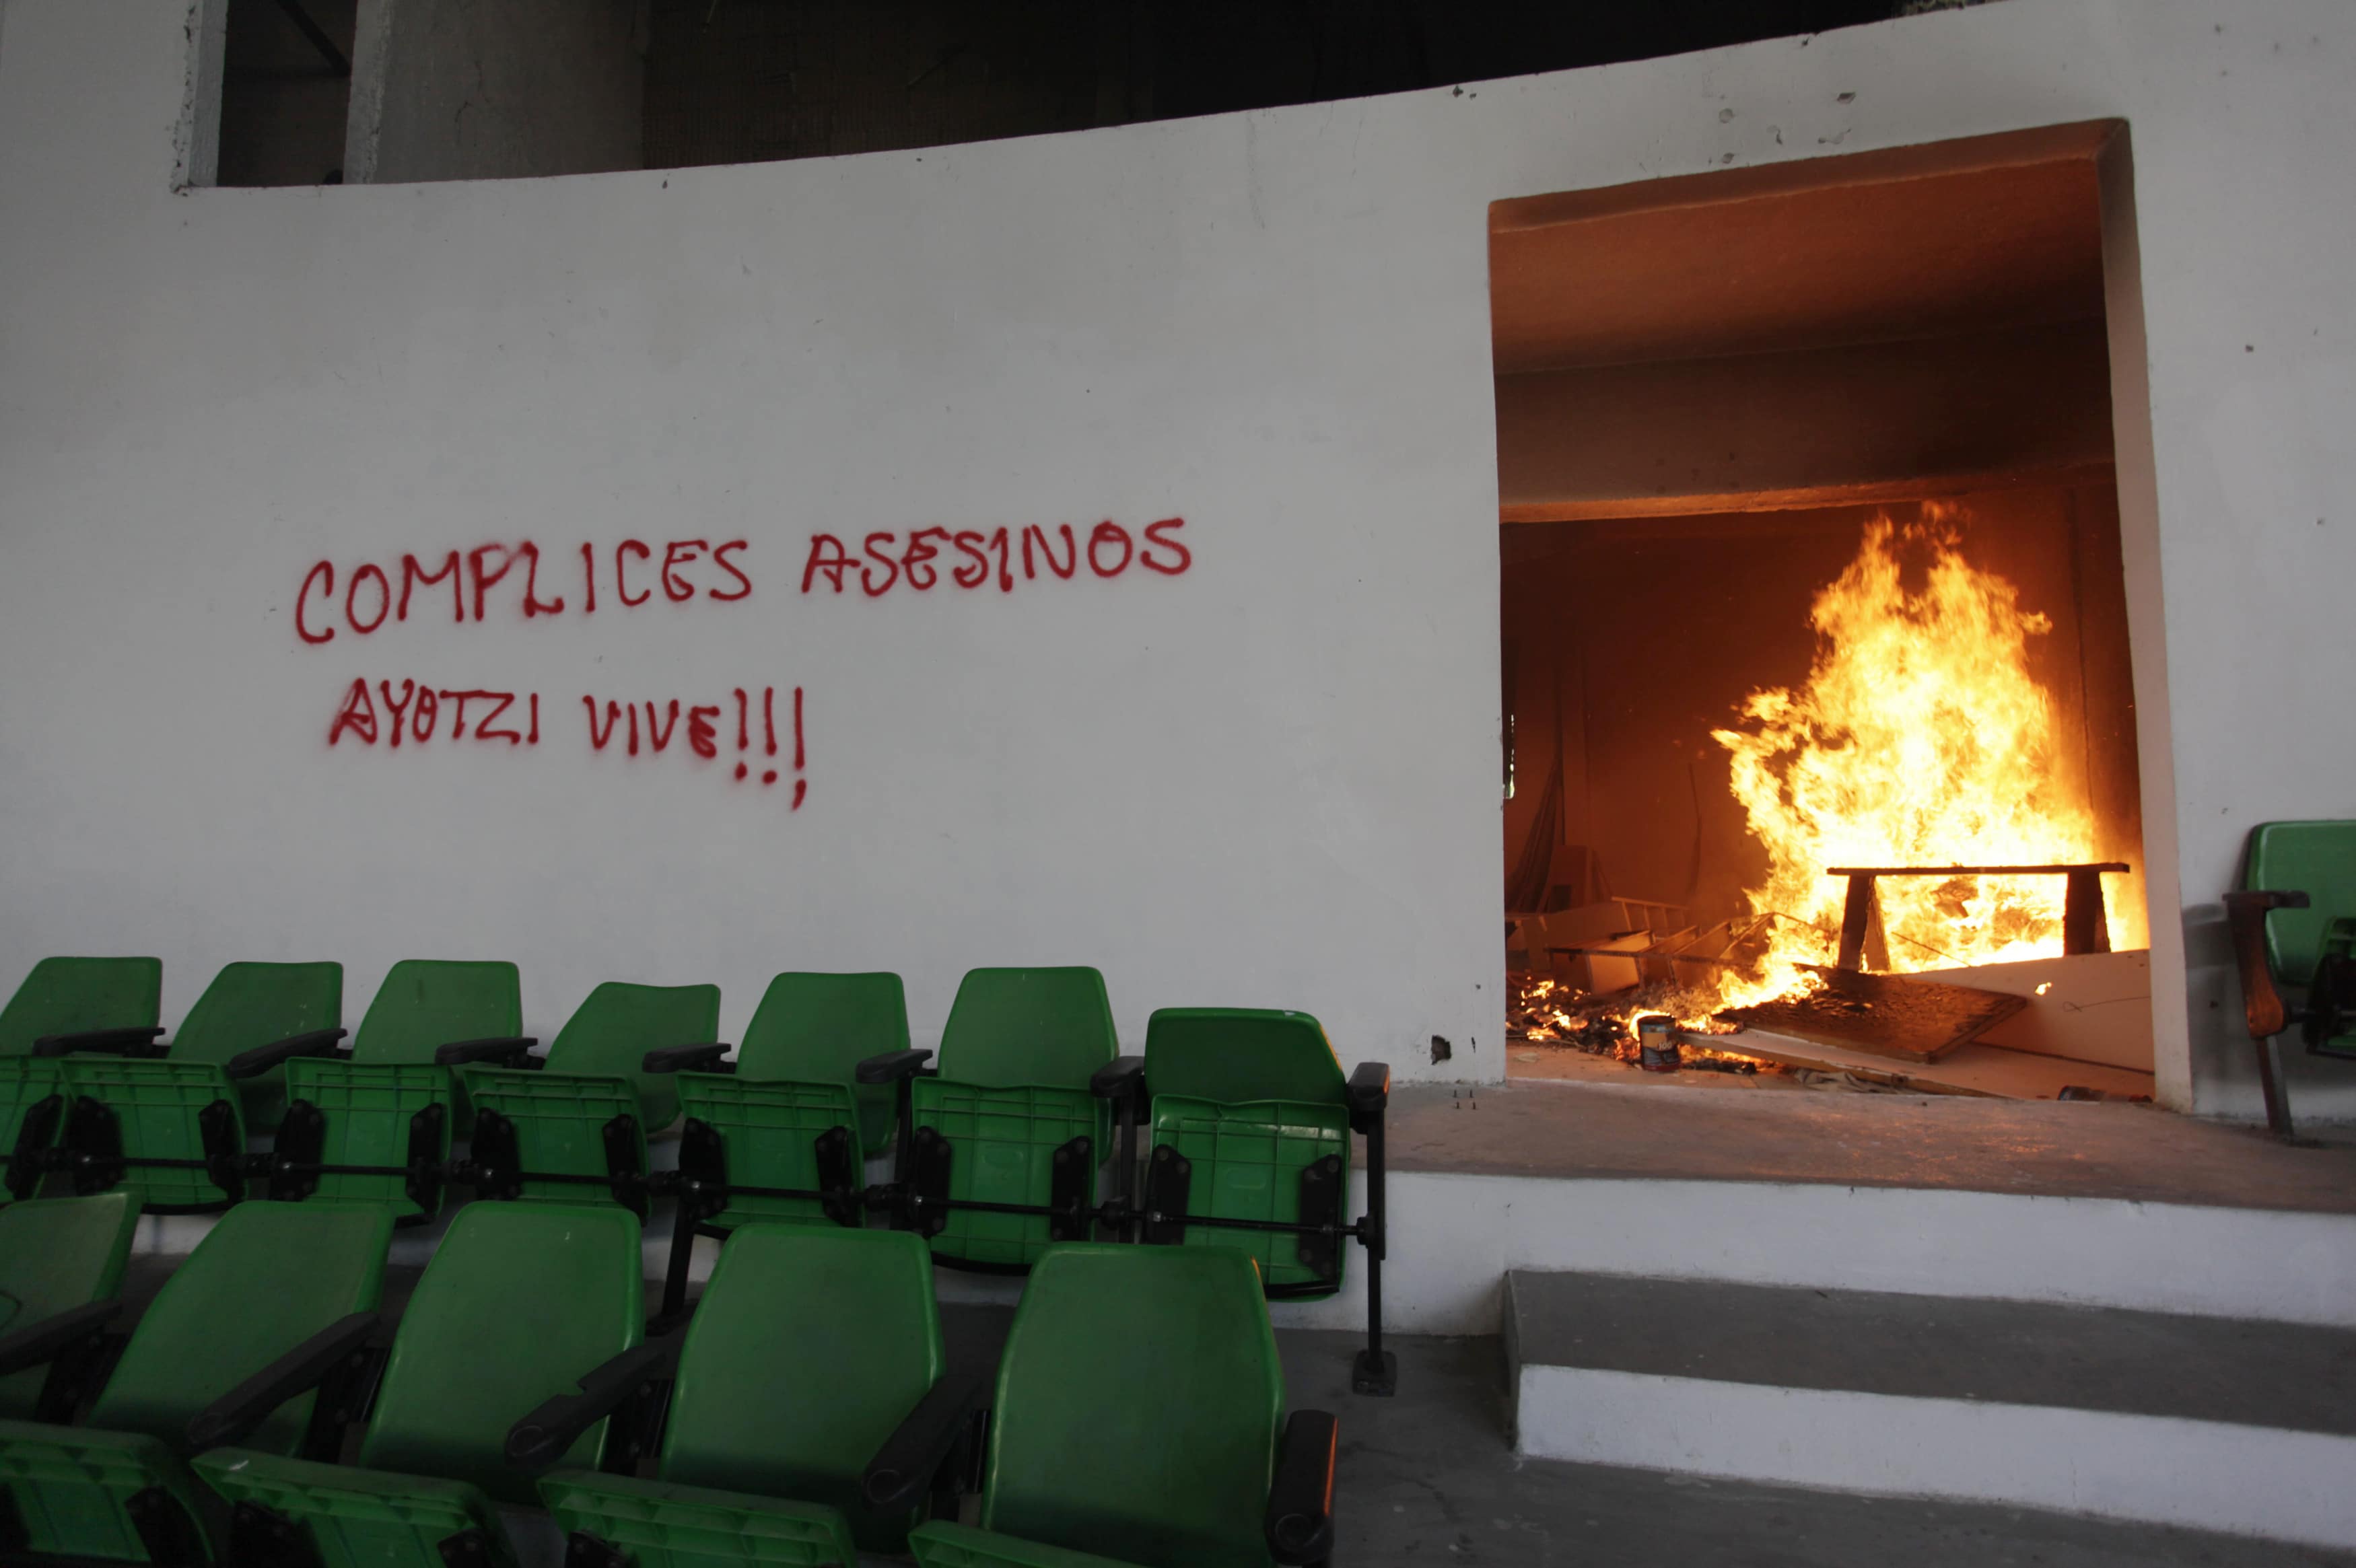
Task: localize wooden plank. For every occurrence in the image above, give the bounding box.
[1908,951,2154,1072]
[1725,1028,2155,1101]
[1717,968,2026,1063]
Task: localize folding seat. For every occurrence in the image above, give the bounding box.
[444,983,722,1219]
[188,1201,642,1568]
[2227,820,2356,1138]
[0,1192,140,1421]
[1137,1009,1395,1394]
[237,960,525,1224]
[907,1244,1339,1568]
[861,967,1139,1272]
[510,1224,983,1567]
[1,958,162,1204]
[647,971,909,1317]
[0,1199,392,1565]
[42,962,342,1213]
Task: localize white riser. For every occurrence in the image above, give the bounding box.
[1515,1363,2356,1551]
[135,1169,2356,1333]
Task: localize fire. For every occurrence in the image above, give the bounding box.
[1509,503,2133,1076]
[1708,507,2118,1005]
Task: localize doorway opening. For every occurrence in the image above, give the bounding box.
[1492,123,2160,1101]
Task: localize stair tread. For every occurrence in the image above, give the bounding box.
[1506,1269,2356,1437]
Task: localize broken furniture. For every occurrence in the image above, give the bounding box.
[2226,820,2356,1138]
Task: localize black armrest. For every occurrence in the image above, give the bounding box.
[32,1026,167,1059]
[1090,1055,1146,1101]
[186,1310,380,1450]
[226,1028,349,1079]
[432,1036,539,1068]
[2225,891,2310,1041]
[1264,1409,1338,1565]
[0,1299,121,1378]
[856,1048,935,1086]
[642,1042,732,1075]
[506,1337,683,1474]
[862,1369,990,1514]
[1346,1061,1390,1132]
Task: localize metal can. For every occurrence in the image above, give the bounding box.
[1634,1012,1680,1073]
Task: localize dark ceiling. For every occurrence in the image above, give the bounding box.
[646,0,1918,169]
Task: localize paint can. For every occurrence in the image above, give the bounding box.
[1634,1012,1680,1072]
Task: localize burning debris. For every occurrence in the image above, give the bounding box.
[1507,974,1765,1075]
[1505,505,2143,1084]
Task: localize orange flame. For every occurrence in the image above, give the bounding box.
[1708,508,2120,1007]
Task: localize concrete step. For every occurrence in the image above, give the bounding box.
[1505,1269,2356,1551]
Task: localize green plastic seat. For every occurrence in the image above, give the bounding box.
[458,983,721,1219]
[0,1199,392,1564]
[906,1244,1338,1568]
[1140,1011,1353,1299]
[0,1193,139,1419]
[656,973,910,1316]
[536,1225,955,1565]
[194,1201,642,1568]
[51,962,341,1211]
[2229,822,2356,1137]
[900,968,1119,1271]
[269,960,524,1223]
[1,959,162,1205]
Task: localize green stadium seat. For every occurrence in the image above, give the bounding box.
[510,1224,982,1566]
[0,1199,391,1565]
[905,1244,1338,1568]
[190,1201,642,1568]
[448,983,722,1219]
[1,959,162,1205]
[646,972,911,1318]
[2227,820,2356,1137]
[0,1192,139,1422]
[44,963,342,1212]
[241,960,526,1224]
[862,968,1136,1273]
[1139,1009,1393,1395]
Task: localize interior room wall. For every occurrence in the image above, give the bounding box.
[0,0,2350,1114]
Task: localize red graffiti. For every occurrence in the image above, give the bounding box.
[586,684,806,807]
[327,680,539,750]
[296,538,753,645]
[800,518,1188,598]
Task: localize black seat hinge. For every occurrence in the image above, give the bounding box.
[125,1485,209,1568]
[271,1100,326,1200]
[1142,1144,1191,1245]
[1047,1135,1094,1242]
[462,1108,523,1200]
[565,1530,633,1568]
[405,1102,447,1213]
[1295,1153,1345,1283]
[230,1499,320,1568]
[602,1113,648,1220]
[2302,926,2356,1057]
[5,1093,63,1201]
[59,1096,125,1195]
[815,1125,860,1225]
[677,1115,727,1219]
[437,1527,496,1567]
[303,1343,387,1462]
[199,1099,246,1203]
[907,1125,952,1238]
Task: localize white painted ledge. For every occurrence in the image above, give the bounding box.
[1516,1364,2356,1551]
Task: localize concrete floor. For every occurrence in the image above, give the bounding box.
[1383,1077,2356,1212]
